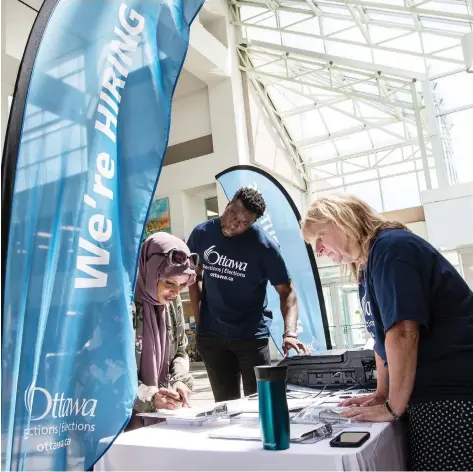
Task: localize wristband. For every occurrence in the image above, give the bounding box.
[283,331,298,339]
[385,400,400,420]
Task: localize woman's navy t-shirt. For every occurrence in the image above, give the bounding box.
[359,229,473,401]
[187,217,290,340]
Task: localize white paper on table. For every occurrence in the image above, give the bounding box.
[137,408,221,426]
[239,398,318,413]
[287,384,324,394]
[137,408,209,419]
[139,406,230,418]
[208,422,328,442]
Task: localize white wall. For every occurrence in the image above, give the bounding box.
[246,80,308,213]
[156,90,222,241]
[155,74,310,240]
[154,0,252,240]
[407,221,428,241]
[247,81,306,190]
[208,77,250,168]
[421,183,473,249]
[282,184,307,216]
[1,54,18,149]
[166,192,186,240]
[201,16,228,47]
[155,155,221,241]
[1,0,23,150]
[168,88,211,146]
[155,184,216,242]
[182,189,209,237]
[5,0,37,61]
[459,248,473,289]
[156,153,225,196]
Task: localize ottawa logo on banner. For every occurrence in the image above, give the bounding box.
[24,382,97,421]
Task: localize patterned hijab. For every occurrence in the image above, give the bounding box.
[134,232,196,390]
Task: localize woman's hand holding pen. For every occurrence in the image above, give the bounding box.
[172,382,192,408]
[153,387,184,410]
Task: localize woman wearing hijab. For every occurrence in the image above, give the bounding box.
[301,194,473,471]
[127,232,197,430]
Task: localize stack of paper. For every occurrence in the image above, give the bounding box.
[137,405,239,425]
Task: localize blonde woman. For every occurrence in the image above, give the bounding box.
[301,194,473,471]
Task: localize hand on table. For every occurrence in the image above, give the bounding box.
[339,404,395,423]
[153,388,183,410]
[338,391,386,407]
[173,381,192,407]
[283,337,311,357]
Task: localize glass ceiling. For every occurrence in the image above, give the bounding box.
[229,0,473,211]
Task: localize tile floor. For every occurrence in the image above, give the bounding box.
[188,363,215,408]
[188,363,245,408]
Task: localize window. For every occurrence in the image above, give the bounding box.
[205,197,218,220]
[433,72,473,185]
[237,1,469,211]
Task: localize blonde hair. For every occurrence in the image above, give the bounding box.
[301,194,407,280]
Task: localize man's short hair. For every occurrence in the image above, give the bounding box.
[232,187,266,219]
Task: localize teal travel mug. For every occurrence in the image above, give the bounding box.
[254,365,290,451]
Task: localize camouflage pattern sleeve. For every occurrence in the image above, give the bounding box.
[168,297,195,391]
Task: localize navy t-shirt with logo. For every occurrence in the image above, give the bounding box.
[359,229,473,401]
[187,217,290,340]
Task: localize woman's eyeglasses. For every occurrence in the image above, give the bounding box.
[156,249,199,269]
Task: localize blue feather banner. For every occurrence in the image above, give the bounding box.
[216,166,331,357]
[1,1,203,469]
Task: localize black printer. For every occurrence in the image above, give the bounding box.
[278,348,377,390]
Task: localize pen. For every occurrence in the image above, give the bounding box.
[179,391,191,408]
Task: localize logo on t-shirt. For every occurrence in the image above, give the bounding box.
[203,245,248,282]
[361,293,375,336]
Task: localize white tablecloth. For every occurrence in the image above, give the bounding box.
[96,417,406,471]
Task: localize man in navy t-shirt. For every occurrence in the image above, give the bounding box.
[187,187,308,401]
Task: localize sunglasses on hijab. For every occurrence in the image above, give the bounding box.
[155,249,199,269]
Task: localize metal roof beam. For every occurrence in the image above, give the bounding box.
[278,96,350,117]
[243,47,414,85]
[318,0,473,22]
[295,118,400,147]
[305,139,419,166]
[310,167,430,193]
[242,67,417,109]
[259,67,418,124]
[234,21,464,66]
[232,0,469,37]
[246,39,427,80]
[239,52,309,182]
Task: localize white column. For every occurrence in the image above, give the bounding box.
[216,183,228,216]
[459,248,473,290]
[166,192,186,241]
[1,84,12,154]
[182,190,207,238]
[1,0,9,152]
[207,1,250,176]
[411,81,432,190]
[422,79,449,188]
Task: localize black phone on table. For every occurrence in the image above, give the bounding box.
[329,431,370,448]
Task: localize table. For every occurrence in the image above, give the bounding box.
[95,409,406,471]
